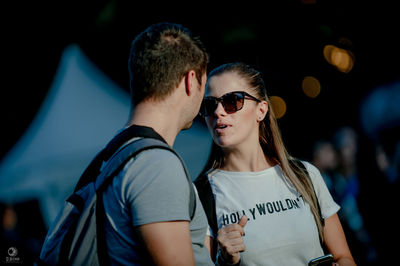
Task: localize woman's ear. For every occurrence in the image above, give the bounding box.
[257,101,269,122]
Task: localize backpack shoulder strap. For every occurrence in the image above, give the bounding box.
[94,138,196,265]
[194,172,218,236]
[96,137,196,219]
[74,125,169,192]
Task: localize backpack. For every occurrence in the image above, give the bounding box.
[194,159,323,245]
[38,127,195,266]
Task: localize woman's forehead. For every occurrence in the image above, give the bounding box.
[206,72,248,97]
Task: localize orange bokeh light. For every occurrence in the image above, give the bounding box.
[323,44,354,73]
[302,76,321,98]
[269,96,287,119]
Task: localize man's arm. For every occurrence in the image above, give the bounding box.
[136,220,195,266]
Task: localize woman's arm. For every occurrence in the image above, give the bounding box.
[324,213,357,266]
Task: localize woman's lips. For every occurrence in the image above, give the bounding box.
[214,122,231,134]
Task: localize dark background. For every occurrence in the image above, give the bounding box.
[3,1,400,160]
[2,1,400,265]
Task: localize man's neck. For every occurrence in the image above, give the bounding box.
[126,101,182,147]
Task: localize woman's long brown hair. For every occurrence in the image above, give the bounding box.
[198,62,324,242]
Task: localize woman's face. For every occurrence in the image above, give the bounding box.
[204,72,265,149]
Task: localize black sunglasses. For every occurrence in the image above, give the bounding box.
[199,91,261,117]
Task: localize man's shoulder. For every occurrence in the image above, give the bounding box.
[120,147,187,185]
[132,147,183,168]
[112,146,190,203]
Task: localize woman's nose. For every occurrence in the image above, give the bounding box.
[214,102,226,117]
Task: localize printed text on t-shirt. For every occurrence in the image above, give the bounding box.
[221,196,305,226]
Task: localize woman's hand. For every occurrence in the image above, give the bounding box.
[217,215,248,265]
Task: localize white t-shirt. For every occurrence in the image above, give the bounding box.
[207,161,340,266]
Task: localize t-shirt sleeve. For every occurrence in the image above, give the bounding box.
[303,161,340,219]
[121,149,191,226]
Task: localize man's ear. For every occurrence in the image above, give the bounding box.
[185,70,196,96]
[257,101,269,122]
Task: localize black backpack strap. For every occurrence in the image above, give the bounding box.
[96,137,196,219]
[194,173,218,237]
[75,125,168,192]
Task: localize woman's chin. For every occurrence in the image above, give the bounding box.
[214,136,234,148]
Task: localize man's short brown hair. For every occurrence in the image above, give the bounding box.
[128,22,209,105]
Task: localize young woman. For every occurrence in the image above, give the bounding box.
[196,62,356,265]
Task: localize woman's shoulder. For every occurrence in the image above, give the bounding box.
[299,160,320,175]
[298,160,331,192]
[290,159,324,186]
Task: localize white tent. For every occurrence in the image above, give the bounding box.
[0,44,212,227]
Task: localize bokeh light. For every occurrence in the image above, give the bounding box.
[323,44,355,73]
[302,76,321,98]
[269,96,287,119]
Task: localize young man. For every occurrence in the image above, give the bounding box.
[102,22,212,265]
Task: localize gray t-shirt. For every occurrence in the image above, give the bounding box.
[102,145,213,265]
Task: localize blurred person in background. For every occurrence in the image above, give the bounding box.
[312,140,339,193]
[375,127,400,185]
[358,79,400,265]
[358,126,400,265]
[331,127,378,264]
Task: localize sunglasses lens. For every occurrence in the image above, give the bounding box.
[202,98,217,116]
[222,92,244,113]
[201,92,246,116]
